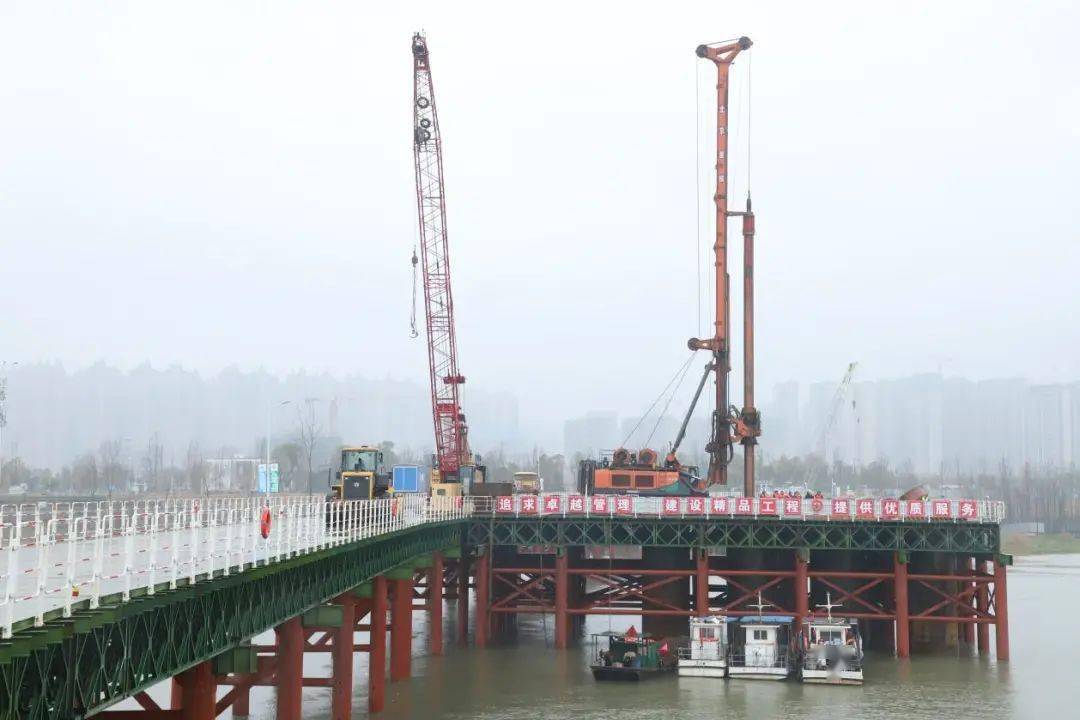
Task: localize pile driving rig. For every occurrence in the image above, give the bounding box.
[579,37,761,497]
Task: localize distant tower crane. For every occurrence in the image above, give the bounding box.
[411,32,480,495]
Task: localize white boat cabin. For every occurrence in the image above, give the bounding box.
[678,616,728,678]
[802,618,864,685]
[728,615,795,680]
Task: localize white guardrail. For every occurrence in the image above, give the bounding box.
[494,493,1006,524]
[0,495,483,639]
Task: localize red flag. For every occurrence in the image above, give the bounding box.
[658,642,670,654]
[624,625,638,639]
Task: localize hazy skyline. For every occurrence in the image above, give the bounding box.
[3,1,1078,447]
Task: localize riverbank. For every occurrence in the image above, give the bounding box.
[1004,532,1080,556]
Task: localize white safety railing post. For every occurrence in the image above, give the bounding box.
[63,516,82,616]
[206,502,218,579]
[33,511,53,627]
[2,508,23,638]
[122,506,136,602]
[189,500,200,586]
[90,506,105,609]
[147,508,161,594]
[170,507,182,590]
[223,507,234,576]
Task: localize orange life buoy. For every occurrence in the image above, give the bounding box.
[260,507,272,538]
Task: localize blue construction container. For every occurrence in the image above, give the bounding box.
[392,465,425,493]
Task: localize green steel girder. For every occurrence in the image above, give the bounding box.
[467,517,1001,554]
[0,522,464,720]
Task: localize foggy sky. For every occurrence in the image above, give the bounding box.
[2,1,1078,447]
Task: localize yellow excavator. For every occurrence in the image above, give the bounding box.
[330,446,391,500]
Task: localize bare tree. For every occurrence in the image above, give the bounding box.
[295,399,323,495]
[99,439,123,496]
[186,441,207,495]
[72,454,99,496]
[142,433,165,493]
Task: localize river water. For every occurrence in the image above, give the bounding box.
[138,554,1080,718]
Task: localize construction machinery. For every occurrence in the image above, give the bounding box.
[411,32,486,498]
[330,446,390,500]
[578,37,758,497]
[578,447,701,497]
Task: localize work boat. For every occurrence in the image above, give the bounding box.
[727,595,796,680]
[677,615,729,678]
[801,593,864,685]
[590,627,676,681]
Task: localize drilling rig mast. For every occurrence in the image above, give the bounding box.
[688,37,761,495]
[411,32,473,493]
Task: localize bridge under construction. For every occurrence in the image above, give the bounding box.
[0,493,1009,719]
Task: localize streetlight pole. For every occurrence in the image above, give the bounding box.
[0,362,17,492]
[265,399,290,495]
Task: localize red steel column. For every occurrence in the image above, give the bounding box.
[369,576,387,714]
[391,577,413,681]
[695,550,710,616]
[174,661,216,720]
[475,551,489,649]
[976,559,990,656]
[276,617,304,720]
[555,550,569,648]
[429,552,444,655]
[234,687,251,720]
[794,551,809,627]
[963,558,976,645]
[332,593,356,720]
[994,558,1009,661]
[894,553,910,658]
[170,678,183,710]
[457,554,470,646]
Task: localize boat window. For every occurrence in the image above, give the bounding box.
[752,629,768,641]
[612,474,632,487]
[817,629,844,643]
[698,627,716,640]
[634,474,655,488]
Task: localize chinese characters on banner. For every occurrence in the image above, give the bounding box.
[519,495,538,515]
[495,493,977,520]
[542,494,563,515]
[662,497,682,516]
[931,500,951,519]
[567,495,586,514]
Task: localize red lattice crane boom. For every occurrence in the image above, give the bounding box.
[412,32,470,482]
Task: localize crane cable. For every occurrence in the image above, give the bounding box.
[619,353,695,450]
[644,357,697,449]
[409,248,419,338]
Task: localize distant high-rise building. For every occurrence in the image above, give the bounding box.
[563,412,618,461]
